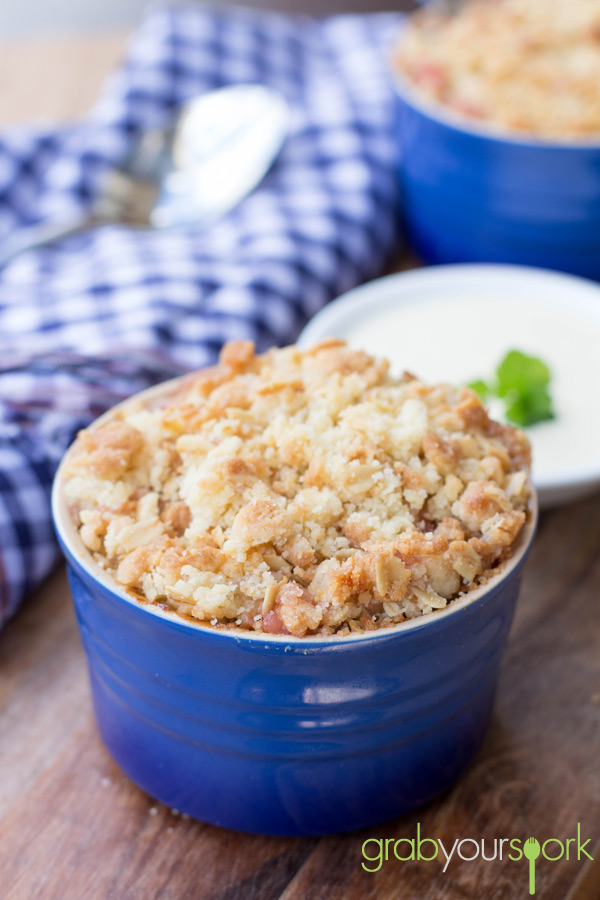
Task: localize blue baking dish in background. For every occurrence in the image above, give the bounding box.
[52,381,537,837]
[393,73,600,280]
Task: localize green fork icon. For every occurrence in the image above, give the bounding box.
[523,837,541,895]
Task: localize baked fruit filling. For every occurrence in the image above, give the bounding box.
[63,340,531,636]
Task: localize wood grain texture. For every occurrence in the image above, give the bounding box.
[0,32,128,127]
[0,22,599,900]
[1,496,599,900]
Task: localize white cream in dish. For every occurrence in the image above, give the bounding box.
[353,296,597,483]
[299,265,600,507]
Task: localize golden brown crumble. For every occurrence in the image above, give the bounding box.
[62,340,531,637]
[395,0,600,139]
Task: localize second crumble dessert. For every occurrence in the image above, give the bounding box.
[395,0,600,139]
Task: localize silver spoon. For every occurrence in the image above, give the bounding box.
[0,84,289,267]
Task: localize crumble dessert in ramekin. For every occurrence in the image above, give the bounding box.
[395,0,600,139]
[62,340,531,637]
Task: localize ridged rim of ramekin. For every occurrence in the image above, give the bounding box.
[390,28,600,152]
[52,374,538,645]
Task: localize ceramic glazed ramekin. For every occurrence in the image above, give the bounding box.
[52,382,537,836]
[393,72,600,280]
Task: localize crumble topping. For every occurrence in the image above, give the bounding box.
[395,0,600,139]
[62,340,531,637]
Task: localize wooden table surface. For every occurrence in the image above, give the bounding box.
[1,29,600,900]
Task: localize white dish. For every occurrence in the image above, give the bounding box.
[299,264,600,508]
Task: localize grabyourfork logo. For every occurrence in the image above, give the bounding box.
[361,823,594,896]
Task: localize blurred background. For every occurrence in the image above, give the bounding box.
[1,0,417,40]
[0,0,415,126]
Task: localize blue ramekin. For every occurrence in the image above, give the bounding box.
[393,72,600,280]
[52,383,537,836]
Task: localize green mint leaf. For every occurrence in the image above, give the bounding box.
[503,395,528,427]
[496,350,554,427]
[496,350,551,399]
[505,386,555,427]
[467,379,490,400]
[467,349,555,428]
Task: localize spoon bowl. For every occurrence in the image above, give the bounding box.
[153,84,290,228]
[0,84,290,266]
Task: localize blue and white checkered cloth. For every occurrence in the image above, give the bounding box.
[0,4,402,626]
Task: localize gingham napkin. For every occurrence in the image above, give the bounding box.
[0,4,402,626]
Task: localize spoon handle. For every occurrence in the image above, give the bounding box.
[529,856,535,895]
[0,215,95,268]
